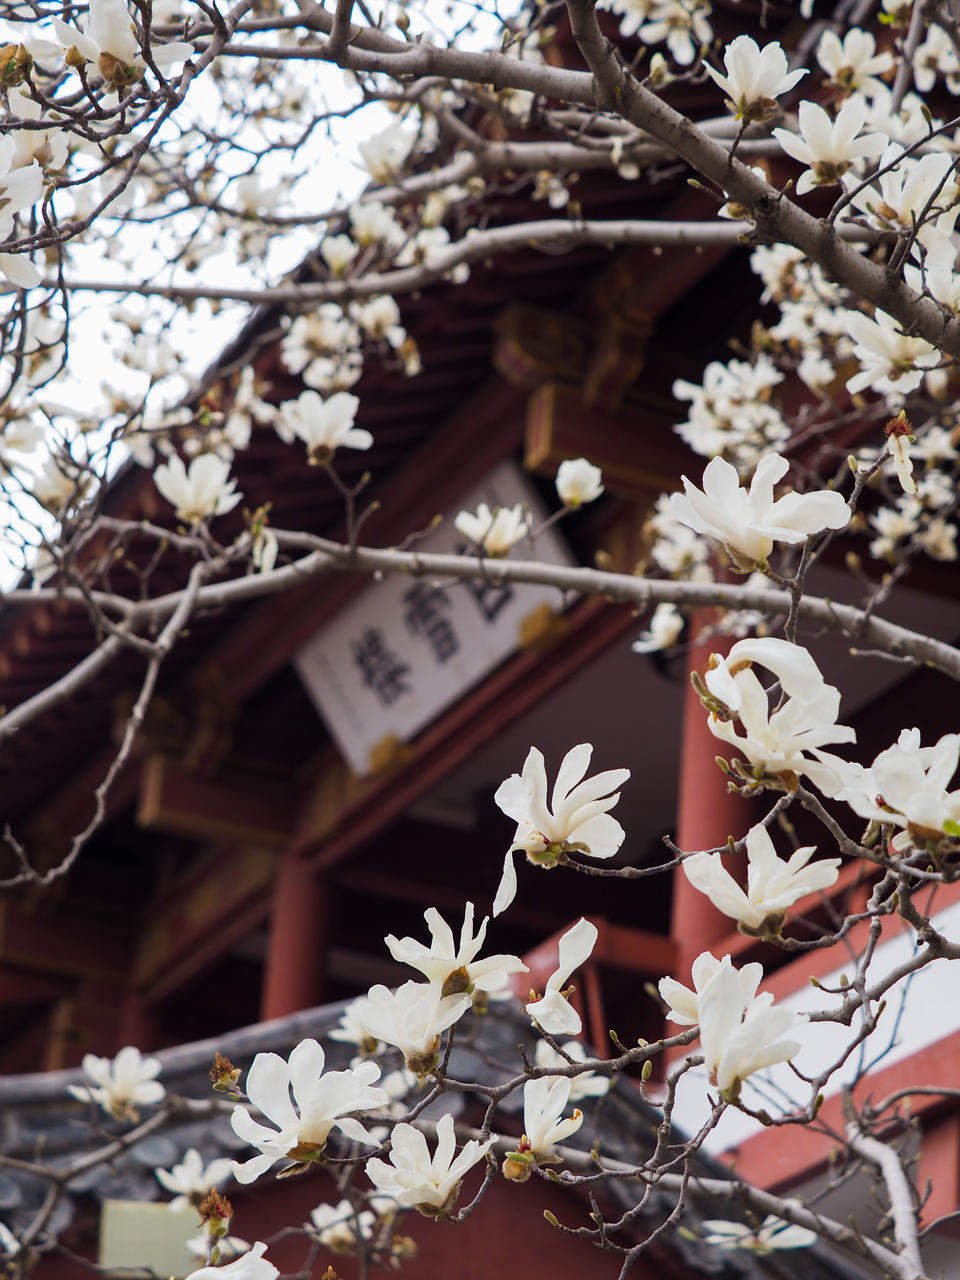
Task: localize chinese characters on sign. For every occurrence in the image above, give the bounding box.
[294,461,575,775]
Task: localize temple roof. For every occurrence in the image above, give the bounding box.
[0,997,872,1280]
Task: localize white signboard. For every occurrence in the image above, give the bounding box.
[295,461,575,776]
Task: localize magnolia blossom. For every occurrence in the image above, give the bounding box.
[526,918,598,1036]
[845,309,939,396]
[698,959,800,1098]
[349,200,401,246]
[773,98,884,194]
[276,390,370,460]
[0,1223,18,1258]
[844,148,959,233]
[7,89,68,172]
[358,121,414,182]
[366,1113,492,1215]
[828,728,960,848]
[385,902,526,998]
[816,27,893,95]
[670,454,850,569]
[454,503,529,556]
[705,37,805,121]
[356,980,471,1072]
[319,233,358,276]
[683,823,840,933]
[703,636,856,780]
[632,602,683,654]
[659,951,763,1027]
[0,135,43,288]
[886,428,917,495]
[54,0,191,85]
[155,1148,234,1209]
[701,1215,817,1253]
[154,454,241,524]
[67,1046,164,1121]
[308,1200,375,1252]
[230,1039,387,1183]
[555,458,603,507]
[185,1242,277,1280]
[187,1235,250,1262]
[493,743,629,916]
[330,995,380,1054]
[513,1076,583,1169]
[352,296,405,346]
[534,1039,610,1101]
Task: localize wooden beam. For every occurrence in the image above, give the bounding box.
[137,754,294,846]
[524,380,701,500]
[0,900,133,983]
[135,843,276,997]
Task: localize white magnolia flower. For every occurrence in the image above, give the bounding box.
[356,980,471,1072]
[186,1241,277,1280]
[186,1234,250,1261]
[352,295,404,346]
[67,1046,164,1121]
[845,309,939,396]
[155,1148,234,1209]
[308,1200,375,1252]
[358,120,415,183]
[844,147,959,233]
[555,457,603,507]
[493,743,630,916]
[7,88,69,172]
[886,429,917,494]
[330,995,380,1055]
[698,957,800,1098]
[921,516,958,561]
[913,24,960,93]
[701,1215,817,1253]
[54,0,191,84]
[518,1076,583,1164]
[534,1039,610,1101]
[385,902,526,998]
[670,454,850,569]
[230,1039,388,1183]
[634,0,712,66]
[0,1223,19,1257]
[454,502,529,556]
[348,200,401,246]
[154,453,241,524]
[0,135,43,287]
[659,951,763,1027]
[816,28,893,96]
[703,636,856,780]
[830,728,960,848]
[320,233,358,276]
[705,36,805,121]
[682,823,840,933]
[366,1113,493,1214]
[868,498,922,560]
[773,98,884,194]
[526,918,598,1036]
[632,602,683,653]
[276,390,370,460]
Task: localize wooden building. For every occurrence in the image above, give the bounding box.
[3,4,960,1273]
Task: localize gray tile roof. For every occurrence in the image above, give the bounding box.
[0,1000,873,1279]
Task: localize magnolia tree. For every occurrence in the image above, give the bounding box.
[6,0,960,1276]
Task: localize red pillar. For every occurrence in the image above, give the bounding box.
[671,609,749,982]
[261,852,328,1021]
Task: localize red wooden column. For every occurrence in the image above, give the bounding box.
[261,851,328,1020]
[671,609,749,982]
